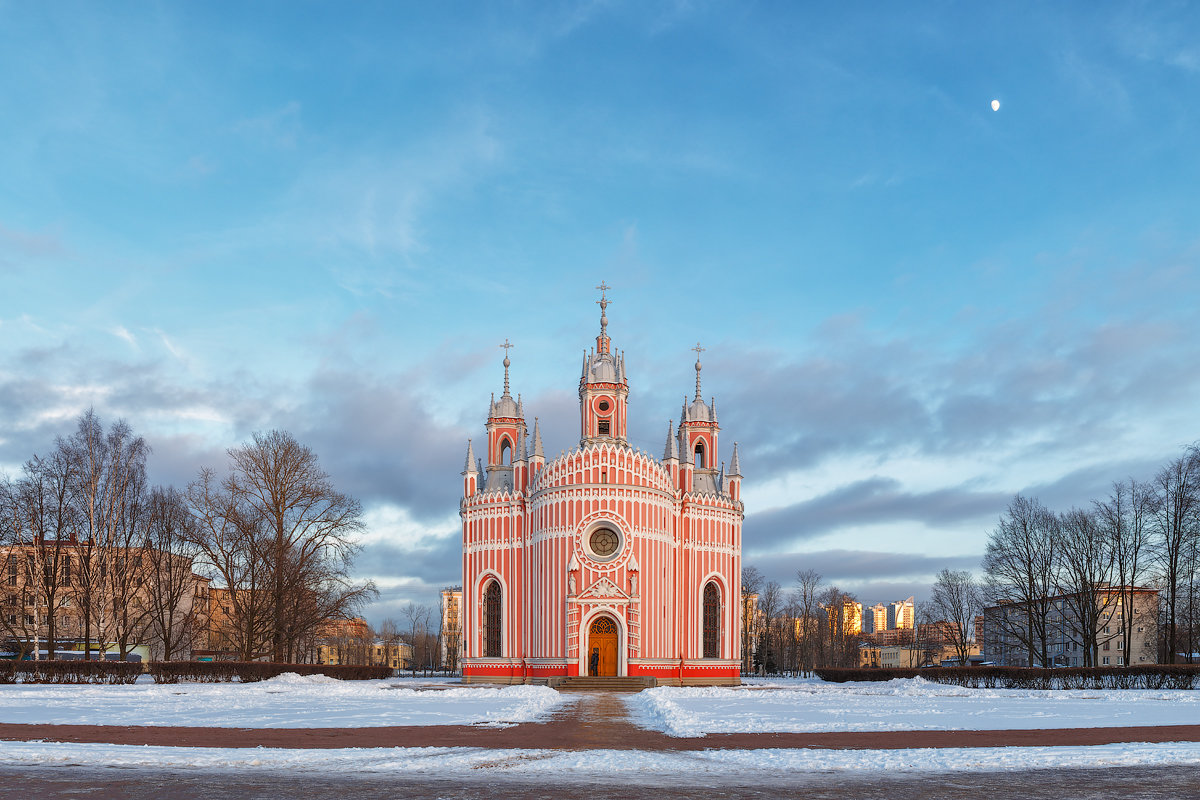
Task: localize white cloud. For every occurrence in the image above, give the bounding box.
[111,325,138,349]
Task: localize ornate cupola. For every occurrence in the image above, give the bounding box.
[485,339,526,493]
[579,282,630,447]
[679,343,720,491]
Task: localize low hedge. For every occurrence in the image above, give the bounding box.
[814,665,1200,690]
[0,660,143,684]
[147,661,395,684]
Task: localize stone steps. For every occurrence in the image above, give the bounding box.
[552,676,656,692]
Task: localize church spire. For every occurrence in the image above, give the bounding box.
[500,338,514,398]
[595,281,612,355]
[692,342,705,401]
[463,439,477,473]
[729,442,742,477]
[663,420,678,461]
[532,417,545,458]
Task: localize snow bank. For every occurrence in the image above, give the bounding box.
[260,672,342,686]
[627,678,1200,737]
[3,741,1200,775]
[0,680,566,728]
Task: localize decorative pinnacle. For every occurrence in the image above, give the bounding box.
[691,342,705,400]
[596,281,611,336]
[499,338,514,396]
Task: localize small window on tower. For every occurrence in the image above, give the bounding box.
[598,419,610,436]
[500,438,512,464]
[694,441,706,469]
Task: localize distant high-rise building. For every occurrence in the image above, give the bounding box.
[440,587,463,670]
[889,596,915,630]
[868,603,888,634]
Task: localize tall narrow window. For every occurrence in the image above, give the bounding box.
[484,580,502,657]
[694,441,706,469]
[703,581,721,658]
[500,438,512,465]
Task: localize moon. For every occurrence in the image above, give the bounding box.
[991,99,1001,111]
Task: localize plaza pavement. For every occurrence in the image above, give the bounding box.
[1,692,1199,751]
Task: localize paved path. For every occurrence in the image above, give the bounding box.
[2,692,1200,751]
[5,766,1200,800]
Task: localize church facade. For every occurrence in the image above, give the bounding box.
[459,290,744,685]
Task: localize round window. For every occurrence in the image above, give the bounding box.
[589,527,620,558]
[598,400,610,411]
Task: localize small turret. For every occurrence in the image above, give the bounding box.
[663,420,679,461]
[462,439,479,496]
[532,418,545,459]
[727,442,743,503]
[528,417,546,484]
[728,442,742,477]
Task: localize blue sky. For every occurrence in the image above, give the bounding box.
[3,2,1200,622]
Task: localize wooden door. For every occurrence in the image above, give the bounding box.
[588,616,619,676]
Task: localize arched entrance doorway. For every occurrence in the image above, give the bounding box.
[586,616,619,676]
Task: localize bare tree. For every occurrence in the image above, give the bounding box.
[144,487,205,660]
[0,475,39,659]
[740,565,763,674]
[378,617,404,670]
[224,430,372,662]
[187,468,275,660]
[755,580,782,674]
[1096,478,1157,667]
[60,411,150,660]
[793,569,822,676]
[982,495,1059,667]
[818,585,859,668]
[437,594,460,671]
[99,433,153,661]
[401,602,432,674]
[1055,507,1117,667]
[0,450,77,659]
[910,600,945,667]
[1152,446,1200,663]
[929,568,981,666]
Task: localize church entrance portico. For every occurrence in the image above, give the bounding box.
[586,614,620,676]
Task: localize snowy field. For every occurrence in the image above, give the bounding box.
[3,741,1200,775]
[0,673,567,728]
[628,677,1200,737]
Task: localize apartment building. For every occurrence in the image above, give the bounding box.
[982,587,1158,667]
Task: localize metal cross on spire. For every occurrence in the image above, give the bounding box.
[595,281,612,336]
[692,342,705,399]
[499,338,514,395]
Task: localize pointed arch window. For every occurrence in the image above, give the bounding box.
[694,441,706,469]
[499,438,512,465]
[703,581,721,658]
[484,580,502,657]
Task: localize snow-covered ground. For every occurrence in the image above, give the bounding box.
[628,677,1200,737]
[0,673,567,728]
[3,741,1200,775]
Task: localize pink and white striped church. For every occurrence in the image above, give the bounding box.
[459,287,744,685]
